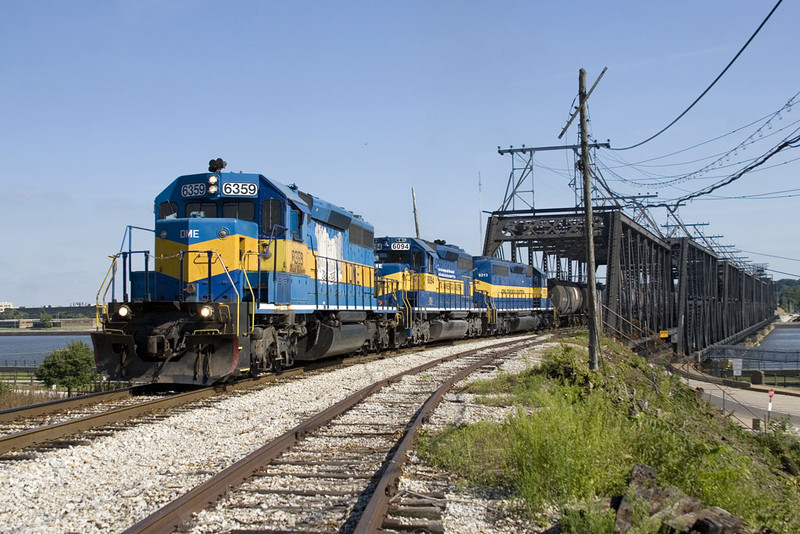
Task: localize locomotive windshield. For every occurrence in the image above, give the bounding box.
[262,198,283,237]
[185,201,216,218]
[376,250,426,271]
[376,250,408,264]
[222,201,255,221]
[158,201,178,219]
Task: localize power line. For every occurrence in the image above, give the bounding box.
[700,186,800,201]
[609,91,800,166]
[605,113,800,170]
[646,128,800,208]
[612,0,783,151]
[766,268,800,278]
[739,250,800,263]
[599,113,800,188]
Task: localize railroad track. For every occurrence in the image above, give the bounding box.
[0,371,310,458]
[123,337,533,534]
[0,385,166,437]
[0,338,465,459]
[0,344,434,460]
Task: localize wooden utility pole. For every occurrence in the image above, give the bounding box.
[579,68,601,370]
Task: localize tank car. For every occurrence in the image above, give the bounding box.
[92,161,395,384]
[548,279,589,326]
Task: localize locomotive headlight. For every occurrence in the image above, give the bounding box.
[116,305,131,319]
[208,184,219,194]
[199,305,214,319]
[208,175,218,185]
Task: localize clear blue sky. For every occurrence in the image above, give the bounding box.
[1,1,797,307]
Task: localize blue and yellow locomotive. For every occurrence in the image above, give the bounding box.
[374,237,551,343]
[375,237,477,344]
[93,159,394,384]
[93,161,553,385]
[472,256,551,332]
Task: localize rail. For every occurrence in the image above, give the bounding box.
[0,386,143,424]
[352,342,526,533]
[0,386,217,456]
[122,338,532,534]
[0,372,303,457]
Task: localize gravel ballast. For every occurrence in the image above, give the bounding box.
[0,335,538,534]
[397,339,559,533]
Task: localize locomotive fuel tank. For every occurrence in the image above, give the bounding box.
[429,319,469,341]
[510,314,541,332]
[295,323,369,361]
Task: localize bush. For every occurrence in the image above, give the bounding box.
[35,340,96,396]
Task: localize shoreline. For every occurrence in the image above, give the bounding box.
[0,330,94,337]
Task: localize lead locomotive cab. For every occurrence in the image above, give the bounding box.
[93,159,386,385]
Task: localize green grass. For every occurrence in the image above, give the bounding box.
[417,337,800,532]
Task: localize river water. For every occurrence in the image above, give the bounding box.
[0,335,93,367]
[758,327,800,351]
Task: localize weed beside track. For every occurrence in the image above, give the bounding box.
[418,334,800,532]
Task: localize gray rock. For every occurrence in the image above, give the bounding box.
[615,464,756,534]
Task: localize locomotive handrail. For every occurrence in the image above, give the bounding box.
[212,251,240,337]
[310,252,375,311]
[476,290,497,326]
[95,255,119,330]
[177,250,241,336]
[94,225,154,324]
[497,288,533,311]
[240,251,260,334]
[117,225,154,255]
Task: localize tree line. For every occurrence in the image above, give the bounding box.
[776,278,800,313]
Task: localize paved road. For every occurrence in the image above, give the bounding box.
[681,375,800,432]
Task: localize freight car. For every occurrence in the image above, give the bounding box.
[93,161,559,385]
[548,279,588,326]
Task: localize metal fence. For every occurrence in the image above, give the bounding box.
[707,345,800,371]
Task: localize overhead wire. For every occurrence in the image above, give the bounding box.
[645,126,800,208]
[611,0,783,151]
[738,250,800,263]
[611,95,800,165]
[599,113,800,187]
[602,111,800,170]
[766,268,800,278]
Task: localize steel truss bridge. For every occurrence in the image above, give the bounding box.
[483,206,775,357]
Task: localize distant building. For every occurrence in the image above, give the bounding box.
[0,302,12,312]
[17,305,95,317]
